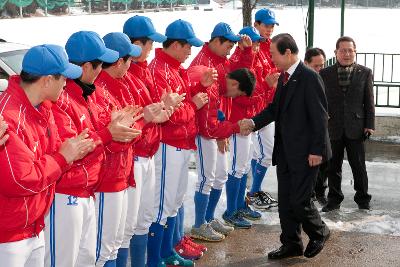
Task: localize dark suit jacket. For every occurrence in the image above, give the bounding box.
[320,64,375,141]
[252,62,332,169]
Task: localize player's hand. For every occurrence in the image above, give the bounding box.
[109,106,143,142]
[144,102,164,123]
[308,154,322,167]
[238,34,252,49]
[217,138,229,154]
[265,72,280,88]
[153,107,173,123]
[238,119,254,136]
[161,91,186,110]
[0,115,9,146]
[59,129,100,164]
[192,92,209,110]
[200,68,218,88]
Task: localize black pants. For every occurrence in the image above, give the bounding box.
[276,144,329,248]
[327,135,371,206]
[314,162,328,197]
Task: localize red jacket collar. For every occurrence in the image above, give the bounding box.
[200,43,227,66]
[96,70,129,98]
[7,75,52,116]
[154,48,182,70]
[129,61,148,77]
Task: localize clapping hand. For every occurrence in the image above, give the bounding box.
[0,115,9,146]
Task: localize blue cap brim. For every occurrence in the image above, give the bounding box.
[98,48,119,63]
[224,33,241,42]
[61,63,83,79]
[187,37,204,47]
[148,32,167,43]
[128,44,142,57]
[261,18,279,26]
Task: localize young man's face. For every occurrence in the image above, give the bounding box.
[254,22,274,39]
[305,54,325,73]
[46,75,67,102]
[82,61,102,84]
[215,40,235,58]
[117,57,133,78]
[134,39,154,62]
[335,41,356,66]
[174,42,192,63]
[225,77,244,97]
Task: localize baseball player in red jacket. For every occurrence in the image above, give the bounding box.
[45,31,142,267]
[118,16,185,267]
[0,44,97,266]
[246,8,280,210]
[146,19,217,267]
[188,22,255,242]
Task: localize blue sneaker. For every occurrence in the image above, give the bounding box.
[222,211,252,229]
[239,204,262,221]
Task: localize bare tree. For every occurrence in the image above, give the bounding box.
[242,0,259,26]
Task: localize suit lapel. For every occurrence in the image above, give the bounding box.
[282,62,303,112]
[349,64,360,92]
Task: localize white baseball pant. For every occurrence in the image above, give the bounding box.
[228,133,252,179]
[45,193,96,267]
[121,156,156,249]
[95,190,128,266]
[0,232,44,267]
[252,122,275,168]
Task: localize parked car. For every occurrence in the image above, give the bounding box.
[0,39,29,92]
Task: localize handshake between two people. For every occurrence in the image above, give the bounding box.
[237,119,255,136]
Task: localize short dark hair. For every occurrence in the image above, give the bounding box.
[271,33,299,55]
[227,68,256,96]
[209,36,235,44]
[304,47,326,63]
[129,36,151,46]
[71,59,102,69]
[20,70,61,84]
[162,39,188,49]
[336,36,356,50]
[102,55,131,69]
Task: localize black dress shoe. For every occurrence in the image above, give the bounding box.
[358,203,371,210]
[304,231,330,258]
[321,203,340,212]
[268,245,303,260]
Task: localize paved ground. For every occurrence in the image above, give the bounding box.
[195,225,400,267]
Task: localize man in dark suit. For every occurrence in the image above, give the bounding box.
[239,33,331,259]
[319,36,375,212]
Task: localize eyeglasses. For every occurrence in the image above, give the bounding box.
[337,49,356,55]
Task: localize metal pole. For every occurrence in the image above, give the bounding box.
[108,0,111,13]
[340,0,345,36]
[307,0,315,48]
[19,0,23,18]
[45,0,48,16]
[89,0,92,14]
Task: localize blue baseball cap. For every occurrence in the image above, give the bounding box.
[211,22,241,42]
[123,15,167,43]
[22,44,82,79]
[66,31,119,64]
[239,27,265,42]
[103,32,142,58]
[255,8,279,26]
[165,19,204,47]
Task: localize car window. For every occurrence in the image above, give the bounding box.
[0,49,28,74]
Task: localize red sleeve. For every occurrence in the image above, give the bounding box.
[0,131,65,198]
[229,46,254,70]
[152,70,196,125]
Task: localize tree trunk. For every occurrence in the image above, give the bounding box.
[242,0,252,26]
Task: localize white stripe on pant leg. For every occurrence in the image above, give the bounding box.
[134,157,157,236]
[229,134,252,179]
[0,232,45,267]
[95,191,126,267]
[76,196,96,266]
[213,150,228,190]
[44,193,84,267]
[120,156,144,249]
[252,123,274,168]
[195,136,217,194]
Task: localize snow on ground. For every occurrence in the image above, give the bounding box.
[183,158,400,237]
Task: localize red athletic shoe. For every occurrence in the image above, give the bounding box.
[175,238,203,260]
[183,235,207,252]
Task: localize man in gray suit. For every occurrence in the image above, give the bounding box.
[320,36,375,212]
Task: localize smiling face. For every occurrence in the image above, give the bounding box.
[254,22,275,39]
[270,42,290,71]
[210,38,235,58]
